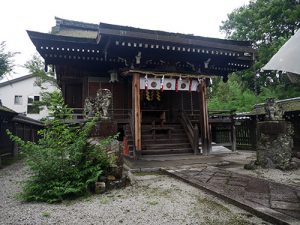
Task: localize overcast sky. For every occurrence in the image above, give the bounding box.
[0,0,250,81]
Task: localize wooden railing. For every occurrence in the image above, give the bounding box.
[184,110,236,151]
[179,111,199,154]
[67,108,131,123]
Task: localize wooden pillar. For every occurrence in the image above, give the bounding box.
[132,73,141,156]
[199,79,212,155]
[231,115,236,152]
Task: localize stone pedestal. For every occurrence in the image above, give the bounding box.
[256,121,293,170]
[90,120,117,137]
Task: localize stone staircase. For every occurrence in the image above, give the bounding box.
[124,123,194,157]
[141,123,193,155]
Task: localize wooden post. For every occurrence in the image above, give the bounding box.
[199,79,212,155]
[193,124,199,154]
[250,118,257,150]
[231,116,236,152]
[132,73,141,157]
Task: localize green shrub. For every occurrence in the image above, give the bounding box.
[7,92,116,203]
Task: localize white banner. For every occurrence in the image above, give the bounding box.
[140,78,160,90]
[140,77,199,91]
[178,79,199,91]
[163,78,176,90]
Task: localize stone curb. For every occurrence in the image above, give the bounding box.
[123,164,161,173]
[162,168,299,225]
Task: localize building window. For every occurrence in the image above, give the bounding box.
[27,96,40,114]
[14,95,23,105]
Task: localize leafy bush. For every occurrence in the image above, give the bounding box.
[7,92,116,203]
[208,74,300,113]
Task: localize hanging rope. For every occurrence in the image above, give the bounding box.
[124,69,211,79]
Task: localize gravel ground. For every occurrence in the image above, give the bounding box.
[222,151,300,188]
[0,161,271,225]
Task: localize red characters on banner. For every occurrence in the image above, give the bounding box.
[160,75,165,92]
[175,79,179,92]
[189,78,193,92]
[144,75,148,92]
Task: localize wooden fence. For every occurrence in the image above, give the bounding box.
[0,115,43,165]
[235,118,257,150]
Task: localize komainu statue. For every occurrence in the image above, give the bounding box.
[264,98,283,120]
[84,89,112,119]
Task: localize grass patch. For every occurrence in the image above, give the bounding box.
[137,185,172,199]
[201,215,253,225]
[41,211,50,217]
[99,196,110,204]
[194,199,253,225]
[198,197,231,213]
[133,171,163,176]
[227,216,254,225]
[146,200,159,206]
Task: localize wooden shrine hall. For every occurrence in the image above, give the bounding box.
[27,17,255,158]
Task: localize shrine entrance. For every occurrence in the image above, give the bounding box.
[129,71,211,158]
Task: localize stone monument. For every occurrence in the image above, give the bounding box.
[256,98,294,170]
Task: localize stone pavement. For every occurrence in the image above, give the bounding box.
[163,166,300,225]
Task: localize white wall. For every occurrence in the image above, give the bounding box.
[0,76,58,120]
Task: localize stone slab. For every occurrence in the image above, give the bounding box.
[163,166,300,225]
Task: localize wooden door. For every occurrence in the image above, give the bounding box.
[65,83,83,108]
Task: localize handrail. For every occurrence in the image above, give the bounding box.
[179,111,199,154]
[128,111,134,140]
[67,108,131,123]
[127,110,135,155]
[184,109,236,117]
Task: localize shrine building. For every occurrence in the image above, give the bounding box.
[27,17,255,158]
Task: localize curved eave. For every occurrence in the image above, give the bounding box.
[27,30,104,65]
[98,23,255,54]
[27,30,97,44]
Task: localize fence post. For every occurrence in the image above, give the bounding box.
[193,124,199,154]
[250,118,257,150]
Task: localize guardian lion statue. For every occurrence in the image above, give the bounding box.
[84,89,112,119]
[264,98,283,120]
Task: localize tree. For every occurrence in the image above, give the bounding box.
[209,0,300,112]
[24,54,60,117]
[8,57,116,202]
[0,41,18,78]
[25,54,57,88]
[7,96,115,202]
[209,75,259,112]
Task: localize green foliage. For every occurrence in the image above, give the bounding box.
[209,75,258,112]
[221,0,300,46]
[25,55,70,120]
[210,0,300,112]
[25,54,57,88]
[221,0,300,75]
[0,41,18,78]
[209,74,300,112]
[7,93,115,203]
[37,91,73,120]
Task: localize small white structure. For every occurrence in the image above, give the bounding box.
[0,75,58,120]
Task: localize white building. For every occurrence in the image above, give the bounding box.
[0,75,58,120]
